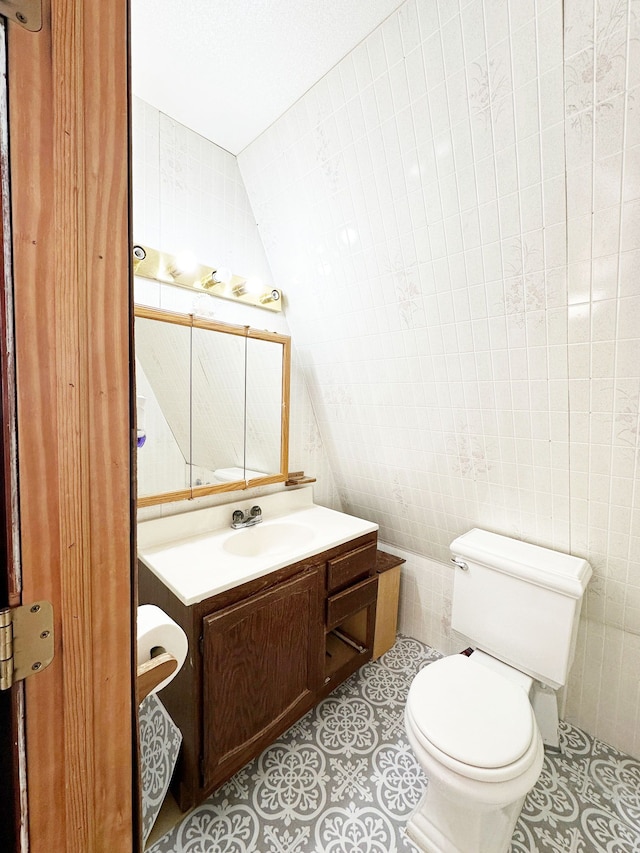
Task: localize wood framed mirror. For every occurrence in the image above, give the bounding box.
[135,305,290,507]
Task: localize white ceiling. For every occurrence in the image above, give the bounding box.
[131,0,405,155]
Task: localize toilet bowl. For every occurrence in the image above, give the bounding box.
[405,653,544,853]
[403,529,591,853]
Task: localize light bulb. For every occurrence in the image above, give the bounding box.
[215,266,232,286]
[170,250,197,277]
[245,276,264,296]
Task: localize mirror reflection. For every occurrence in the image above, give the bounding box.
[191,324,246,485]
[135,314,191,499]
[246,334,288,480]
[135,306,290,506]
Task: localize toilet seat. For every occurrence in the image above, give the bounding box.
[406,655,539,783]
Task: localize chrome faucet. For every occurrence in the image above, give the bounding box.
[230,505,262,529]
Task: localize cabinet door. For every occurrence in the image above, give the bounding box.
[202,570,320,792]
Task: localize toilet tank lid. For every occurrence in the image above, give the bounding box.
[451,529,592,599]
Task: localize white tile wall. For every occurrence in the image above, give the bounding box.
[239,0,571,556]
[562,0,640,758]
[236,0,640,758]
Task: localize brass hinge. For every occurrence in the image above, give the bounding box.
[0,0,42,32]
[0,601,54,691]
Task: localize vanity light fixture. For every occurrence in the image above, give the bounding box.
[132,244,283,313]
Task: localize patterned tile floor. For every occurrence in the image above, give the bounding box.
[148,636,640,852]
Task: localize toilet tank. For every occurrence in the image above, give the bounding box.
[450,529,592,689]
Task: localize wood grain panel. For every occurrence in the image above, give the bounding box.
[372,551,404,660]
[8,1,134,850]
[202,571,319,792]
[326,575,378,631]
[326,541,377,593]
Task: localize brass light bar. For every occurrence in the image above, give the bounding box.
[132,244,282,313]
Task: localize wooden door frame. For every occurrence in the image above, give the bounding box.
[8,1,136,850]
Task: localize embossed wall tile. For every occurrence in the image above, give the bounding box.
[515,80,540,141]
[460,0,486,62]
[483,0,509,48]
[567,214,593,264]
[517,135,542,188]
[382,13,404,68]
[422,32,446,92]
[540,66,566,128]
[565,45,595,117]
[441,15,465,78]
[590,299,618,340]
[491,93,517,152]
[399,0,421,56]
[621,198,640,251]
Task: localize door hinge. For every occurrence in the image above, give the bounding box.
[0,0,42,32]
[0,600,54,691]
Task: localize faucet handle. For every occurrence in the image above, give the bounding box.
[249,505,262,517]
[232,509,244,523]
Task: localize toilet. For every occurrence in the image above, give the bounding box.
[405,528,592,853]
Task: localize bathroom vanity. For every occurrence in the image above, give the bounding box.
[137,489,379,810]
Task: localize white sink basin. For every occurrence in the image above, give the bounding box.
[137,488,378,605]
[223,522,315,557]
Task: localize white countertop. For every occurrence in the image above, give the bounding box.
[137,488,378,605]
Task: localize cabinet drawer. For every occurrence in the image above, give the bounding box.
[326,575,377,631]
[327,542,377,593]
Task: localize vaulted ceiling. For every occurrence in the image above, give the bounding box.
[131,0,404,154]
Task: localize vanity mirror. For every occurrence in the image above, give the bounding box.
[135,305,290,507]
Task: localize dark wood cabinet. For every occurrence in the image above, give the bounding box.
[202,570,320,792]
[322,539,378,694]
[138,530,378,811]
